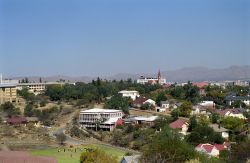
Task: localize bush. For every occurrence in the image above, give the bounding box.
[70,125,89,139]
[80,149,118,163]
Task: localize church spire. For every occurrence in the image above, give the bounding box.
[157,70,161,83]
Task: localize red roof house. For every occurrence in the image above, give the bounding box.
[195,143,228,157]
[132,97,148,108]
[169,119,189,135]
[192,82,209,88]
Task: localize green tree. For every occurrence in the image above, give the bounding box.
[183,82,200,104]
[188,116,198,132]
[171,109,179,120]
[45,85,64,101]
[24,104,33,117]
[141,127,197,163]
[178,101,192,117]
[56,132,67,145]
[155,92,167,106]
[221,117,244,132]
[210,113,220,124]
[104,95,130,114]
[140,103,154,110]
[0,102,20,117]
[229,139,250,163]
[186,125,224,145]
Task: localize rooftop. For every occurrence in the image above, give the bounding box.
[209,124,228,132]
[0,83,17,88]
[103,117,121,124]
[169,118,189,129]
[119,90,139,93]
[133,116,158,122]
[80,108,122,114]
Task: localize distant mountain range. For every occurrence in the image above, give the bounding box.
[9,65,250,83]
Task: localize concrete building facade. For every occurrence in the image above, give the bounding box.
[0,84,17,104]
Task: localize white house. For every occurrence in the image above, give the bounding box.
[216,109,246,119]
[118,90,140,100]
[156,107,166,113]
[124,116,158,127]
[160,101,170,109]
[191,105,209,116]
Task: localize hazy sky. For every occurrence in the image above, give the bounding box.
[0,0,249,77]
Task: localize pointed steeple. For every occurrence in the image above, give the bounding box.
[157,70,161,83]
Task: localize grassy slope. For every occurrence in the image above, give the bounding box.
[31,144,127,163]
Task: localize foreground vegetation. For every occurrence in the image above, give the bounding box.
[31,144,127,163]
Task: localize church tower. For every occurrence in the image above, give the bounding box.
[157,70,161,83]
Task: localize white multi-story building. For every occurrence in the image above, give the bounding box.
[17,82,70,95]
[79,108,123,131]
[118,90,140,100]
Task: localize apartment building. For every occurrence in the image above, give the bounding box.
[17,82,68,95]
[0,84,17,104]
[79,108,123,131]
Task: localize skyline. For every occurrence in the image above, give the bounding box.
[0,0,249,77]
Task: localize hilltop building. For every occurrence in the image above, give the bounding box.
[137,70,166,85]
[0,84,17,104]
[79,108,123,131]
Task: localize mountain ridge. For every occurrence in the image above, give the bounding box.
[6,65,250,83]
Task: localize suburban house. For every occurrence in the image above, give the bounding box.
[224,93,250,106]
[132,97,148,108]
[156,107,166,113]
[79,108,124,131]
[195,143,228,157]
[172,102,182,109]
[209,124,229,139]
[120,155,140,163]
[191,105,209,116]
[118,90,140,100]
[136,70,166,85]
[169,118,189,135]
[124,116,158,127]
[216,109,246,119]
[143,99,156,106]
[160,101,170,109]
[198,101,215,108]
